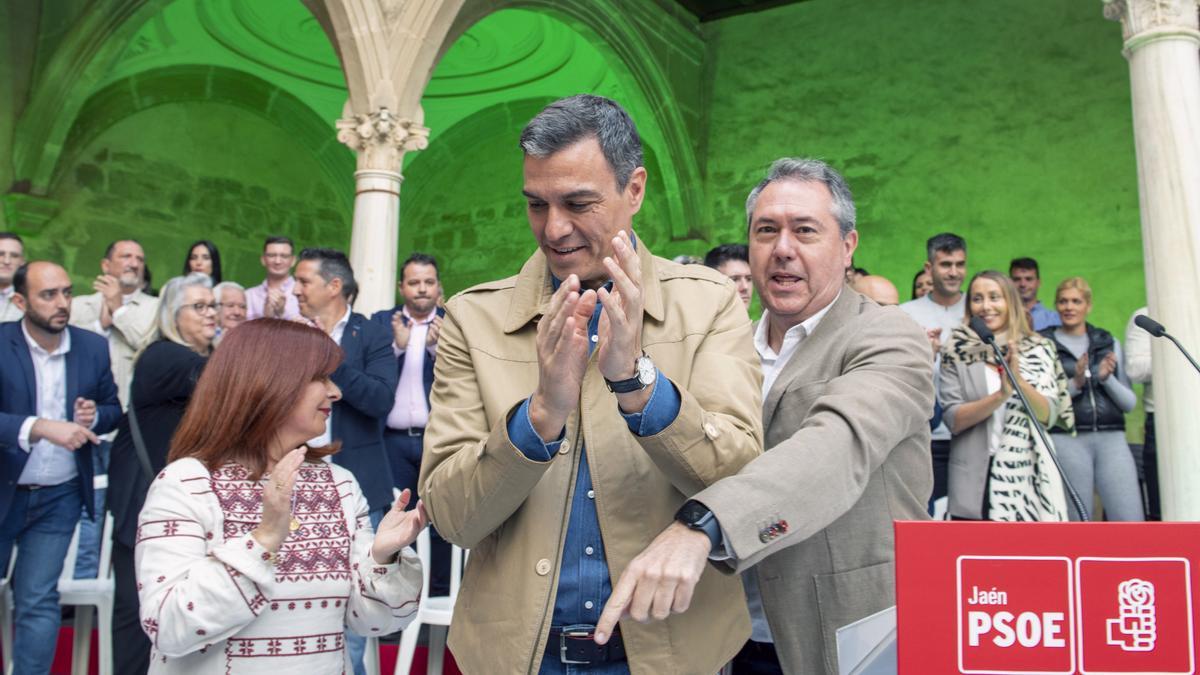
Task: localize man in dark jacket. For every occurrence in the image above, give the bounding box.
[370,252,449,593]
[0,261,121,675]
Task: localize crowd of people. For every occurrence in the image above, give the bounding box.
[0,93,1162,675]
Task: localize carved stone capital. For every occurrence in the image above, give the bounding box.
[336,108,430,171]
[1103,0,1200,50]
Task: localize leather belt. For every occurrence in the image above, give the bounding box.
[545,625,625,665]
[388,427,425,437]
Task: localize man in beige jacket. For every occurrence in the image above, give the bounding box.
[598,158,934,674]
[421,95,764,674]
[69,239,159,408]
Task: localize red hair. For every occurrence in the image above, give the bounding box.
[169,319,343,478]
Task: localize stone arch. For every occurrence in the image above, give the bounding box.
[436,0,705,241]
[52,65,355,212]
[12,0,173,193]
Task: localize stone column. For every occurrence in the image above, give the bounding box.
[336,107,429,315]
[1103,0,1200,520]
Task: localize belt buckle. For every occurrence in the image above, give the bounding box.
[559,625,595,665]
[406,427,423,437]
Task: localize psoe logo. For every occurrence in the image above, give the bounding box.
[957,556,1074,675]
[1106,579,1156,652]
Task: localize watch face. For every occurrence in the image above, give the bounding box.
[636,355,656,386]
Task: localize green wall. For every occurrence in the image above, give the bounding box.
[36,102,351,290]
[700,0,1142,336]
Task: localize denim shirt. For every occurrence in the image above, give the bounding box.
[507,279,681,628]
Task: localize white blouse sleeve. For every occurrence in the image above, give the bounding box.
[135,460,277,658]
[344,483,423,637]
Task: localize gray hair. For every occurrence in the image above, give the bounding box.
[519,94,644,191]
[212,281,245,304]
[157,273,213,347]
[745,157,857,237]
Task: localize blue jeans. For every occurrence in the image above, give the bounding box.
[0,480,82,675]
[74,440,110,578]
[345,507,385,675]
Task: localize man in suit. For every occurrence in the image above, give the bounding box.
[293,247,398,675]
[370,252,448,593]
[597,158,933,674]
[0,261,121,675]
[0,233,26,323]
[370,252,444,499]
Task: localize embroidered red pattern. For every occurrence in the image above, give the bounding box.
[210,463,352,582]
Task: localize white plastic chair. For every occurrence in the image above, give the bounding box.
[1,546,15,675]
[58,512,115,675]
[391,527,465,675]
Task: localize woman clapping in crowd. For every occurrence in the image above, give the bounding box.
[939,270,1074,522]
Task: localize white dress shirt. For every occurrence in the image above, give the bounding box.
[741,294,837,643]
[307,307,352,448]
[16,323,79,486]
[899,292,967,441]
[387,307,436,430]
[0,286,21,322]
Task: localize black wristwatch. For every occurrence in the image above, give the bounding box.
[675,500,721,552]
[604,353,656,393]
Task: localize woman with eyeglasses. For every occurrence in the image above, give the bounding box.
[108,273,218,674]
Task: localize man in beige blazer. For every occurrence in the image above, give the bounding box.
[421,95,763,674]
[70,239,159,407]
[597,158,934,674]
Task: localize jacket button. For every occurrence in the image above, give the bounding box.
[535,558,552,576]
[703,423,720,440]
[759,531,771,543]
[558,441,571,455]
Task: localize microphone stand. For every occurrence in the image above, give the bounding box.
[985,340,1091,523]
[1161,331,1200,376]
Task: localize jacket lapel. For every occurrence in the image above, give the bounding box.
[8,324,37,410]
[762,288,858,426]
[65,330,80,422]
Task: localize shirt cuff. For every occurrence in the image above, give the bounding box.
[619,371,680,437]
[705,514,735,562]
[18,417,37,452]
[507,398,563,462]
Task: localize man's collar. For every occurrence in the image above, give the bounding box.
[754,290,840,356]
[504,230,664,333]
[21,320,70,356]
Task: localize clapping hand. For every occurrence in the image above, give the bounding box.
[253,447,307,552]
[528,274,595,441]
[426,315,443,351]
[1098,352,1117,381]
[391,312,412,350]
[73,397,96,429]
[370,489,428,564]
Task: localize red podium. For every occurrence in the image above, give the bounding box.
[896,521,1200,675]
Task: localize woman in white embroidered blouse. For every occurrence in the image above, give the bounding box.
[136,319,426,673]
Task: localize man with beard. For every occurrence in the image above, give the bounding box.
[0,261,121,675]
[371,253,450,593]
[900,232,967,510]
[0,233,26,322]
[71,239,160,408]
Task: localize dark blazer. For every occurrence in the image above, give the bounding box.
[0,321,121,522]
[369,305,444,402]
[108,340,207,548]
[331,312,399,511]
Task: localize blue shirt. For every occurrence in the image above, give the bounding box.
[507,279,681,628]
[1030,301,1062,331]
